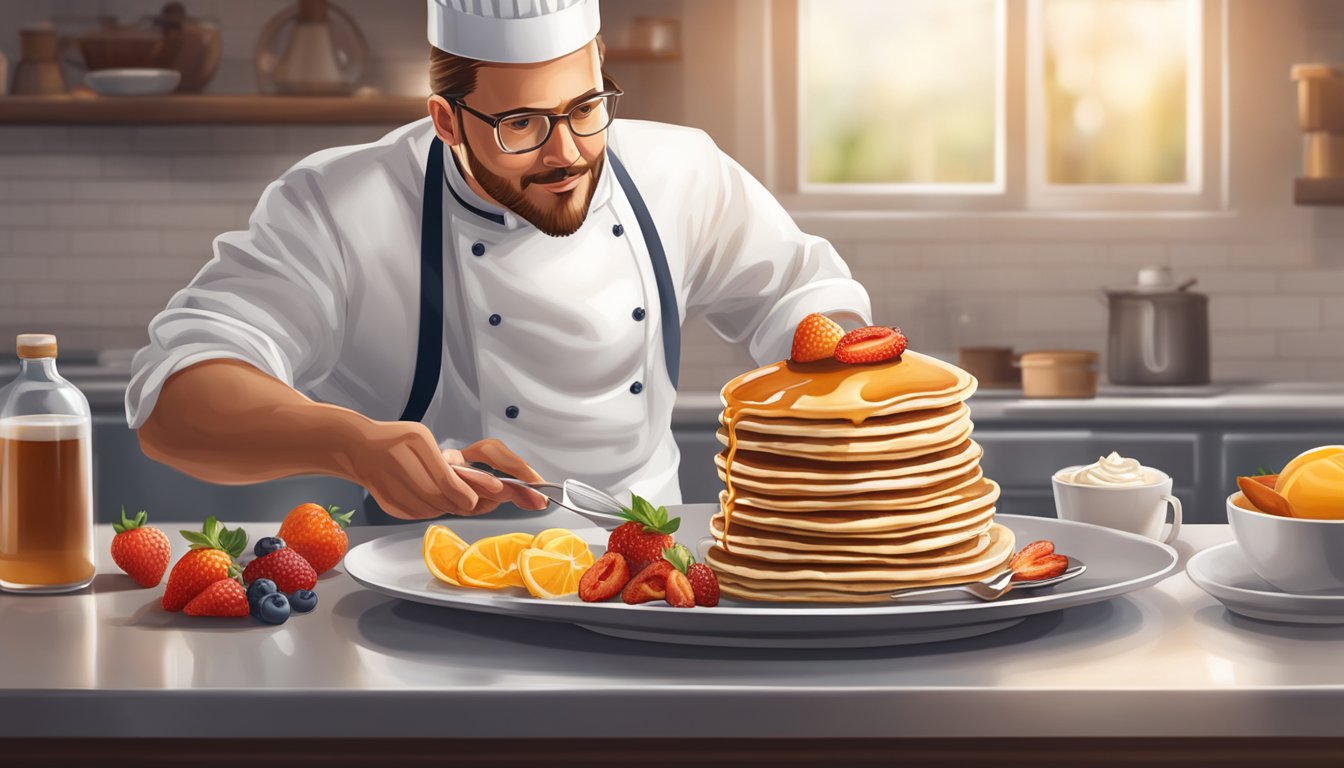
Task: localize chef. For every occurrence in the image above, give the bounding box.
[127,0,872,523]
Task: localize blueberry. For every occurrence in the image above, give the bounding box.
[254,537,285,558]
[246,578,277,606]
[288,589,318,614]
[254,592,290,625]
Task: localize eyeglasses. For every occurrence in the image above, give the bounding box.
[448,85,623,154]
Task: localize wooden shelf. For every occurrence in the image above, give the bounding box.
[0,94,428,125]
[1294,176,1344,205]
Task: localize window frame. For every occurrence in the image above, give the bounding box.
[769,0,1227,215]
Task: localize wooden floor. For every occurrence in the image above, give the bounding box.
[5,738,1344,767]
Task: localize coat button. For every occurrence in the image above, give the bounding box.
[505,405,519,419]
[632,307,646,321]
[489,313,501,326]
[612,224,624,237]
[630,381,644,394]
[471,242,486,257]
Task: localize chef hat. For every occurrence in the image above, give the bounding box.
[427,0,601,64]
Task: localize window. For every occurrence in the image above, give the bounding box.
[801,0,1002,190]
[779,0,1224,212]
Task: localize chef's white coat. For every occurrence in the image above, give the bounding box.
[126,117,872,505]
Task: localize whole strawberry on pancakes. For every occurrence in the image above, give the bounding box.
[707,317,1012,603]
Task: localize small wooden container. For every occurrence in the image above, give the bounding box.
[1018,350,1099,399]
[1294,64,1344,132]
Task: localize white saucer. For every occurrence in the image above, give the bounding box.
[1187,542,1344,624]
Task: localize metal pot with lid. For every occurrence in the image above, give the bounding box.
[1101,266,1210,386]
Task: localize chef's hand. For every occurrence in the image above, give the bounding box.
[355,423,549,520]
[444,439,551,516]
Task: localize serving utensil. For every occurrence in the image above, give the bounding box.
[452,464,628,528]
[889,557,1087,602]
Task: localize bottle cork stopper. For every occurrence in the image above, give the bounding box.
[16,334,57,360]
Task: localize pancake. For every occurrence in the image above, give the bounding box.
[718,455,980,497]
[718,351,976,423]
[721,498,998,539]
[715,562,1008,603]
[716,416,972,461]
[715,440,982,482]
[722,402,968,439]
[705,523,1015,585]
[731,468,985,512]
[710,515,993,560]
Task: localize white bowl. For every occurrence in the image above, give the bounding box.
[1226,491,1344,595]
[84,68,181,97]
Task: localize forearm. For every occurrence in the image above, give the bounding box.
[137,359,371,485]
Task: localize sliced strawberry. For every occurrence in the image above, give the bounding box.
[579,552,630,602]
[665,569,696,608]
[1011,554,1069,582]
[790,313,845,363]
[1009,540,1056,571]
[833,326,908,364]
[183,578,250,617]
[621,561,674,605]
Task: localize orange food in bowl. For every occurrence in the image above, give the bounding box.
[1275,446,1344,520]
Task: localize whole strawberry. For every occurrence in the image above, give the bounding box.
[243,548,317,593]
[790,312,845,363]
[664,544,720,607]
[183,578,249,617]
[111,506,171,588]
[277,503,353,575]
[606,493,681,574]
[162,517,247,612]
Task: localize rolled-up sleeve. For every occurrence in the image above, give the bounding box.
[684,141,872,365]
[125,170,347,429]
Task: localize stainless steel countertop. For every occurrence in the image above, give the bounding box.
[1,507,1342,739]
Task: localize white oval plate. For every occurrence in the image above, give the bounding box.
[344,506,1178,648]
[1187,542,1344,625]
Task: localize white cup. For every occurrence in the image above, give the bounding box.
[1051,466,1182,544]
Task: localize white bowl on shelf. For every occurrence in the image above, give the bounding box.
[84,68,181,97]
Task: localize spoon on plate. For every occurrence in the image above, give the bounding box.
[888,557,1088,602]
[452,464,629,528]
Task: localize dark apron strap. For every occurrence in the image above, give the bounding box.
[362,138,447,526]
[608,151,680,388]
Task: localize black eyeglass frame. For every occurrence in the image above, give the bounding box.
[445,81,625,155]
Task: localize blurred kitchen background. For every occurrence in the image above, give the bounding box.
[2,0,1344,523]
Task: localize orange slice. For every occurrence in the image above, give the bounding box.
[531,528,577,549]
[422,524,470,586]
[1236,477,1294,518]
[538,531,595,562]
[518,546,595,599]
[456,532,533,589]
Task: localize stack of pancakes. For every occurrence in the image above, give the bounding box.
[705,350,1013,603]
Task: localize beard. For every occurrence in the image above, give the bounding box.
[461,134,604,238]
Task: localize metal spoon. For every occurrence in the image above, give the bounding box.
[453,464,628,529]
[889,557,1087,602]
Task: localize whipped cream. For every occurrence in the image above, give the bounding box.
[1065,452,1157,487]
